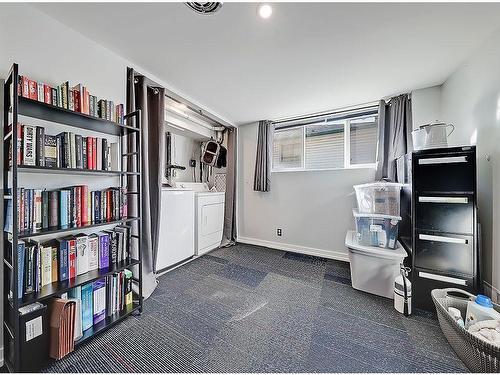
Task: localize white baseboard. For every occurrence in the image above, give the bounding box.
[237,236,350,263]
[483,281,500,303]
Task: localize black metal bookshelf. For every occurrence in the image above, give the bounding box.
[2,63,143,372]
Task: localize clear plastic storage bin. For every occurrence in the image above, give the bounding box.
[353,210,402,249]
[354,182,403,216]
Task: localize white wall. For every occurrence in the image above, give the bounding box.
[237,122,375,261]
[411,86,442,129]
[439,26,500,299]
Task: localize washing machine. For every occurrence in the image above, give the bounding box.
[174,182,225,255]
[156,188,195,272]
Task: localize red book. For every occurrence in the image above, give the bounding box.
[68,238,77,278]
[106,190,112,221]
[44,85,52,104]
[28,80,37,100]
[92,137,97,170]
[20,76,29,98]
[81,185,89,225]
[87,137,93,170]
[73,88,81,112]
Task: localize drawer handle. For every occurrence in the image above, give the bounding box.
[419,234,468,244]
[419,271,467,286]
[419,196,468,204]
[419,156,467,165]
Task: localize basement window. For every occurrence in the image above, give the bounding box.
[272,107,378,172]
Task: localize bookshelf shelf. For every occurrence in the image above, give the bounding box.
[18,96,139,136]
[19,259,141,307]
[17,217,140,239]
[75,300,140,347]
[17,164,140,176]
[3,63,144,372]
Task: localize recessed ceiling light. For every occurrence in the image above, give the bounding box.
[257,3,272,19]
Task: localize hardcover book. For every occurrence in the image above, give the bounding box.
[75,234,89,276]
[22,125,36,166]
[92,279,106,324]
[81,283,93,331]
[44,134,57,167]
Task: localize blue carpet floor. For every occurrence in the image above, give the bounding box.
[44,243,468,373]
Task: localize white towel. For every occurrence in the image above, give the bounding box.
[468,319,500,347]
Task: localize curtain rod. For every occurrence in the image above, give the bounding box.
[272,100,379,125]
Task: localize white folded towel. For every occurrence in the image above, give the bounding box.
[468,319,500,347]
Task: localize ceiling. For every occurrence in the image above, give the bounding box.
[34,2,500,126]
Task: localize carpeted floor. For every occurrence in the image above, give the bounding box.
[44,243,468,373]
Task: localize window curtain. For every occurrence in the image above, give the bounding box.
[253,120,271,192]
[375,94,413,181]
[126,68,165,299]
[221,127,237,246]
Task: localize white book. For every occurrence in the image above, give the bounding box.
[68,285,83,341]
[110,143,120,171]
[88,235,99,271]
[75,234,89,275]
[70,133,76,168]
[22,125,36,166]
[34,189,43,232]
[41,245,52,286]
[93,283,106,320]
[37,82,44,102]
[97,138,102,170]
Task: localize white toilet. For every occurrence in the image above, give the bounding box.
[345,231,407,299]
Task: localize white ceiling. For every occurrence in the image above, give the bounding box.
[35,2,500,126]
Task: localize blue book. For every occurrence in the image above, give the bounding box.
[92,279,106,324]
[81,283,93,331]
[15,240,25,299]
[59,191,69,228]
[56,239,69,281]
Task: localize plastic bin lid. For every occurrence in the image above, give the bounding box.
[353,182,404,189]
[344,231,407,260]
[352,210,402,221]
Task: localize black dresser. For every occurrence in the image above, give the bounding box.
[401,146,479,310]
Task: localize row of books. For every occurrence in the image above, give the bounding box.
[58,272,133,345]
[4,186,128,234]
[10,123,120,170]
[25,271,133,360]
[18,75,125,124]
[9,226,132,299]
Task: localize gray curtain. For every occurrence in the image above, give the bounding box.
[253,120,271,192]
[221,127,237,246]
[126,68,165,299]
[375,94,413,181]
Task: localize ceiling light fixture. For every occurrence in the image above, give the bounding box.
[185,2,223,15]
[257,3,272,19]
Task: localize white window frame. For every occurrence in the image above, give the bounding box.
[271,115,378,173]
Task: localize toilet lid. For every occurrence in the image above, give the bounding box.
[345,231,407,260]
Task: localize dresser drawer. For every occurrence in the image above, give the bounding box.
[414,153,475,193]
[413,268,475,311]
[416,195,473,234]
[414,232,474,276]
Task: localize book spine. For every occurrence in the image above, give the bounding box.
[16,242,25,299]
[51,87,57,106]
[37,82,44,102]
[58,240,69,281]
[75,135,82,169]
[51,246,58,283]
[36,126,45,166]
[22,125,36,166]
[68,239,77,279]
[81,185,89,225]
[49,191,58,227]
[44,134,57,167]
[81,284,93,331]
[41,190,49,229]
[44,84,52,104]
[28,80,37,100]
[82,137,87,169]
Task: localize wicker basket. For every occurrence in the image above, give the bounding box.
[431,288,500,372]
